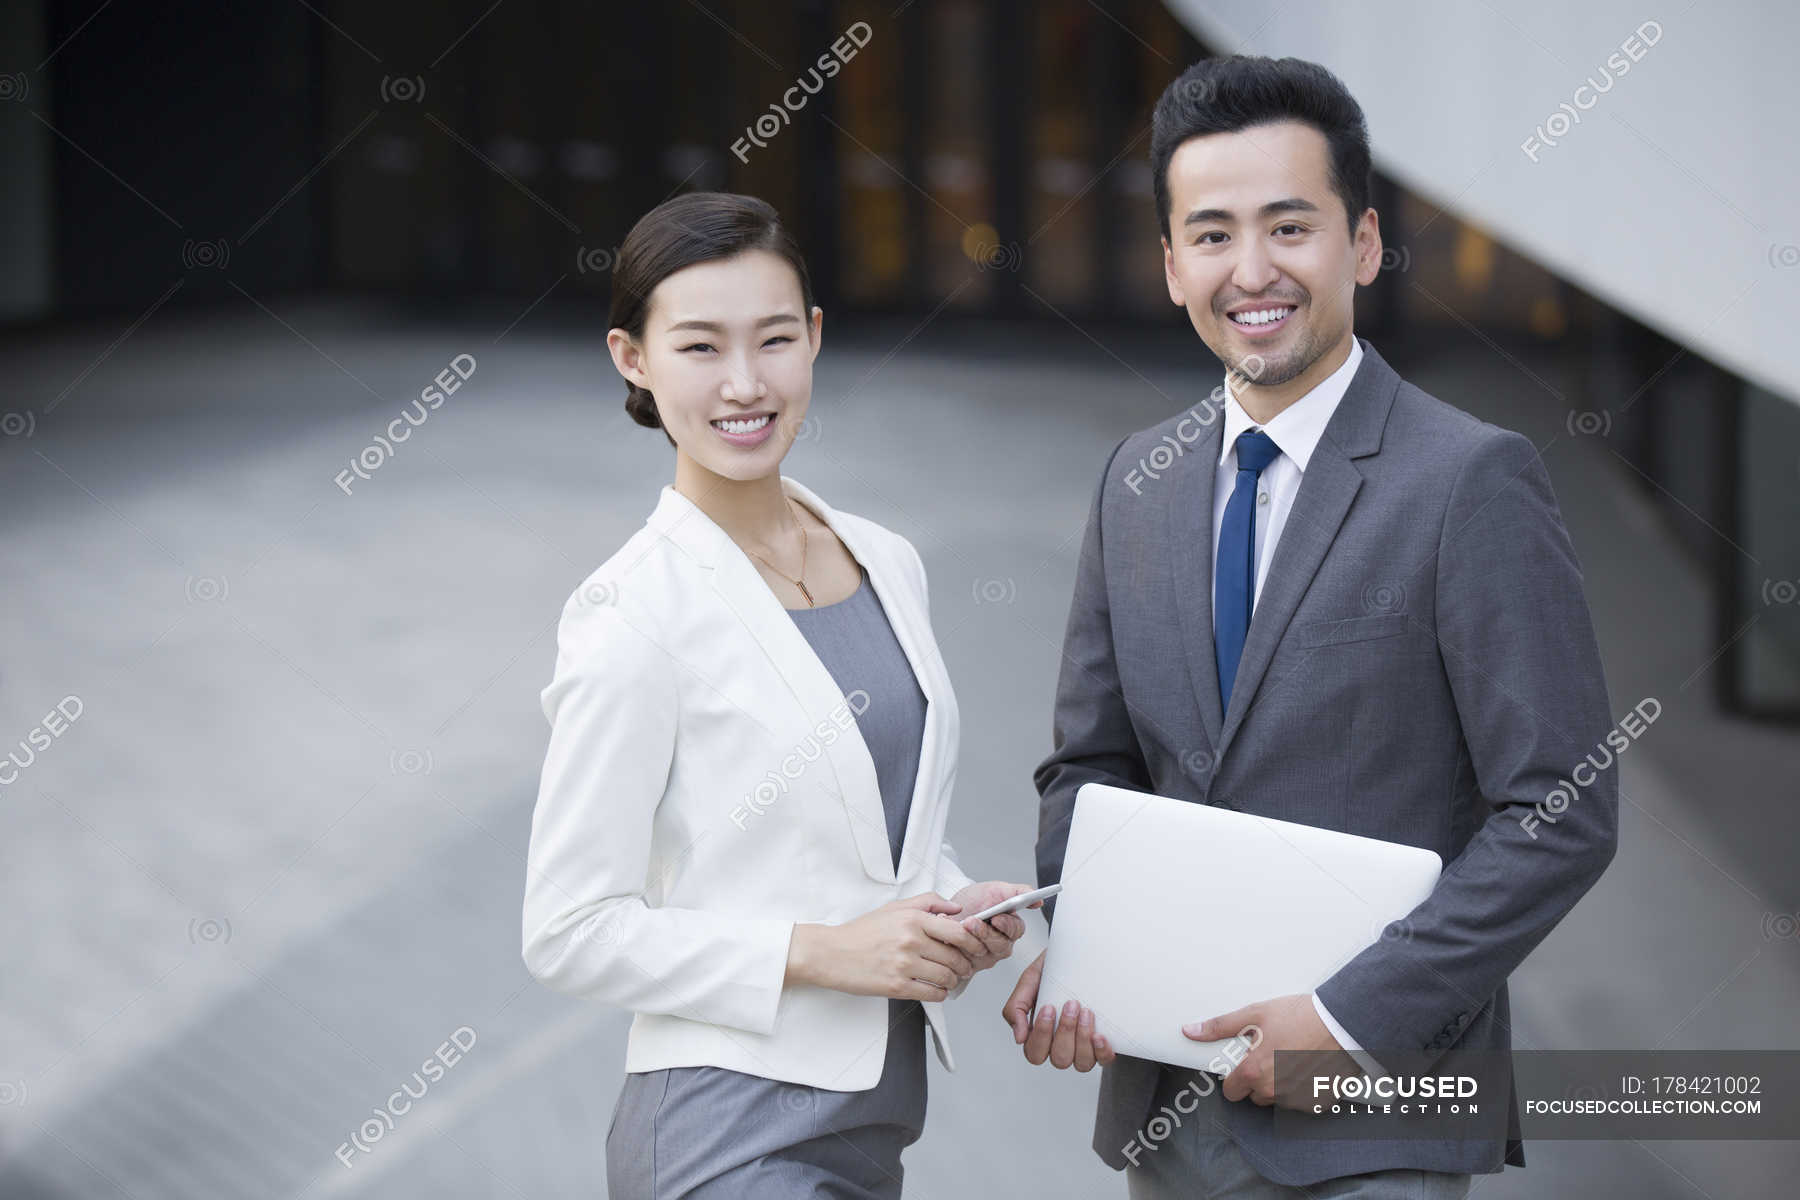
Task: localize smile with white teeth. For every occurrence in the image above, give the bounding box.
[1229,306,1295,326]
[712,414,773,433]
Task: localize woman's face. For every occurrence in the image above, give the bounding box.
[608,249,823,481]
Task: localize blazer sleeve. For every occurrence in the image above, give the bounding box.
[934,840,977,901]
[892,529,982,904]
[1032,438,1153,926]
[521,597,796,1036]
[1313,428,1619,1068]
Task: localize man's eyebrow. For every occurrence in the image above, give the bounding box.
[666,313,803,333]
[1183,197,1322,226]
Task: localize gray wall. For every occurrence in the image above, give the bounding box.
[1166,0,1800,409]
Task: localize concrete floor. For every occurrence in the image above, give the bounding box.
[1,299,1796,1198]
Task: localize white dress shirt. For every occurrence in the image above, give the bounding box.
[1206,338,1388,1077]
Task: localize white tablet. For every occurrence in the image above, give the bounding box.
[1038,783,1442,1072]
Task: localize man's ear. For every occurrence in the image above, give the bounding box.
[1354,208,1383,287]
[1163,236,1186,306]
[607,328,649,389]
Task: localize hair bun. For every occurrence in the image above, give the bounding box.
[624,384,662,429]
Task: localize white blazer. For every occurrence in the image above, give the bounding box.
[521,476,978,1090]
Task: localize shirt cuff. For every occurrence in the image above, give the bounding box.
[1311,992,1389,1079]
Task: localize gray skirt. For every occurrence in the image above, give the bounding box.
[605,998,928,1198]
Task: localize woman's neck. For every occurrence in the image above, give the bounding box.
[672,452,799,553]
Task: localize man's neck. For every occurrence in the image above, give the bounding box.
[1234,332,1354,426]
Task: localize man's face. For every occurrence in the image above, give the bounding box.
[1161,120,1379,391]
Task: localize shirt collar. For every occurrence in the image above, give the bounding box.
[1217,337,1364,472]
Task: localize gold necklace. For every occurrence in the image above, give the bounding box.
[745,498,814,606]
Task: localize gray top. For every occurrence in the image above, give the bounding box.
[604,565,933,1198]
[786,564,928,869]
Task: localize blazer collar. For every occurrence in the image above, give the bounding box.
[645,476,943,885]
[1216,336,1400,756]
[1169,336,1400,760]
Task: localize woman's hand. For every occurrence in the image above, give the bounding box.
[948,881,1037,973]
[787,893,990,1002]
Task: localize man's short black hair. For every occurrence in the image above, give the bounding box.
[1151,55,1372,242]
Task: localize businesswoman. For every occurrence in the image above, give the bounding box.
[521,191,1038,1199]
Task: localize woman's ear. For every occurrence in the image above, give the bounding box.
[607,328,649,389]
[807,305,824,363]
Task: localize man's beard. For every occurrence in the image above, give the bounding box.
[1227,319,1322,389]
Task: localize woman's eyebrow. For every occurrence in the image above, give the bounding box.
[666,312,803,333]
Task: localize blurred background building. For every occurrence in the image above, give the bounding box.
[8,0,1793,712]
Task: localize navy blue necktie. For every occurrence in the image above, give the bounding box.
[1215,429,1281,711]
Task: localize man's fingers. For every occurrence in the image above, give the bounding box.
[1024,1003,1056,1064]
[1003,954,1042,1042]
[1094,1033,1116,1066]
[1073,1007,1097,1072]
[1049,1000,1079,1068]
[1002,983,1033,1041]
[1186,1004,1257,1042]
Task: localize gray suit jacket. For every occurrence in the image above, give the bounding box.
[1034,337,1618,1186]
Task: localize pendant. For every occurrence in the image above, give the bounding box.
[796,580,815,607]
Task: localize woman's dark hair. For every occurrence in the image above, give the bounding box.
[1150,56,1371,243]
[608,191,816,444]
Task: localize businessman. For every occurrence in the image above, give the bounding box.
[1002,56,1618,1196]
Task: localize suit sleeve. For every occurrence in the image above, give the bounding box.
[1313,429,1619,1068]
[1033,438,1153,925]
[1312,993,1389,1078]
[521,598,795,1035]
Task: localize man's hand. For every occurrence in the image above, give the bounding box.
[947,881,1034,973]
[1001,950,1116,1071]
[1183,993,1351,1108]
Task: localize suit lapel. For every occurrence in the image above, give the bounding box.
[1215,338,1399,761]
[1216,448,1361,756]
[1168,409,1227,750]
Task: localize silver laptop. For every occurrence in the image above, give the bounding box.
[1038,783,1442,1072]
